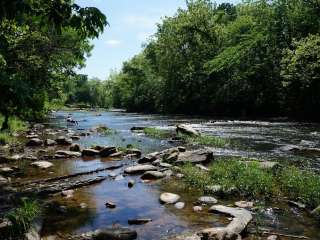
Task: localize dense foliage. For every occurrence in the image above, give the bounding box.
[110,0,320,120]
[0,0,107,129]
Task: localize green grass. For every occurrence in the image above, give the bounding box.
[4,199,41,238]
[0,115,27,145]
[181,159,320,208]
[143,127,172,139]
[180,134,230,148]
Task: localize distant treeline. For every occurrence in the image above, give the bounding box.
[106,0,320,120]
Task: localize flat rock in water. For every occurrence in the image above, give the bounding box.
[175,149,213,165]
[26,138,43,147]
[56,150,81,158]
[197,196,218,205]
[125,148,142,157]
[141,171,165,180]
[160,192,180,204]
[128,218,152,225]
[77,227,137,240]
[124,165,157,174]
[105,201,116,208]
[31,161,53,169]
[176,124,199,136]
[109,151,123,158]
[82,149,100,157]
[235,201,254,209]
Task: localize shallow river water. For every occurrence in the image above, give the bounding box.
[26,110,320,239]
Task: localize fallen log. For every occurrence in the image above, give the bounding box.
[13,164,122,187]
[199,205,252,240]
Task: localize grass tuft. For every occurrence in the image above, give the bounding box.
[143,127,172,139]
[5,199,41,238]
[180,159,320,208]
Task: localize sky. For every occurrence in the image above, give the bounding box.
[76,0,238,80]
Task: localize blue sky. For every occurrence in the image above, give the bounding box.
[76,0,238,80]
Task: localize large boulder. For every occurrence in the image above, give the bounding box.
[124,165,157,174]
[175,149,214,165]
[176,124,199,136]
[26,138,43,147]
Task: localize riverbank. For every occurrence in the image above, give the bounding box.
[1,110,320,239]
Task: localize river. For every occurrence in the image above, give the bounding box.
[30,110,320,239]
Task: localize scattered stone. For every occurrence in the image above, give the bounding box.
[100,146,117,157]
[105,201,116,209]
[0,175,8,185]
[71,135,81,140]
[174,202,185,209]
[197,196,218,205]
[243,161,281,171]
[70,144,81,152]
[61,190,74,198]
[115,175,124,181]
[128,218,152,225]
[195,164,209,171]
[177,146,186,152]
[31,161,53,169]
[109,151,124,158]
[26,134,39,139]
[44,139,56,146]
[124,165,157,174]
[160,192,180,204]
[163,169,173,177]
[193,206,203,212]
[159,162,172,168]
[26,138,43,147]
[56,136,72,145]
[141,171,165,180]
[138,155,157,164]
[0,167,14,174]
[176,124,199,136]
[80,203,87,209]
[235,201,254,209]
[128,180,135,188]
[165,152,179,163]
[176,173,184,179]
[287,200,306,209]
[125,148,142,157]
[267,235,278,240]
[82,148,100,157]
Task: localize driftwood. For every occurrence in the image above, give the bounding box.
[22,176,107,196]
[13,164,122,187]
[199,205,252,240]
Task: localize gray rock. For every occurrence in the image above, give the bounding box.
[100,147,117,157]
[31,161,53,169]
[26,138,43,147]
[175,149,214,165]
[176,124,199,136]
[70,144,81,152]
[193,206,203,212]
[127,218,152,225]
[141,171,165,180]
[83,227,137,240]
[174,202,185,209]
[56,136,72,145]
[0,175,8,185]
[105,201,116,208]
[82,149,100,157]
[44,139,56,146]
[267,235,278,240]
[128,179,135,188]
[124,165,157,174]
[160,192,180,204]
[109,151,124,158]
[56,150,81,158]
[197,196,218,205]
[125,148,142,157]
[235,201,254,209]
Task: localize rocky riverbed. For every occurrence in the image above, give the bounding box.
[1,110,320,240]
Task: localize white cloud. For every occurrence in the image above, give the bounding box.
[105,39,121,47]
